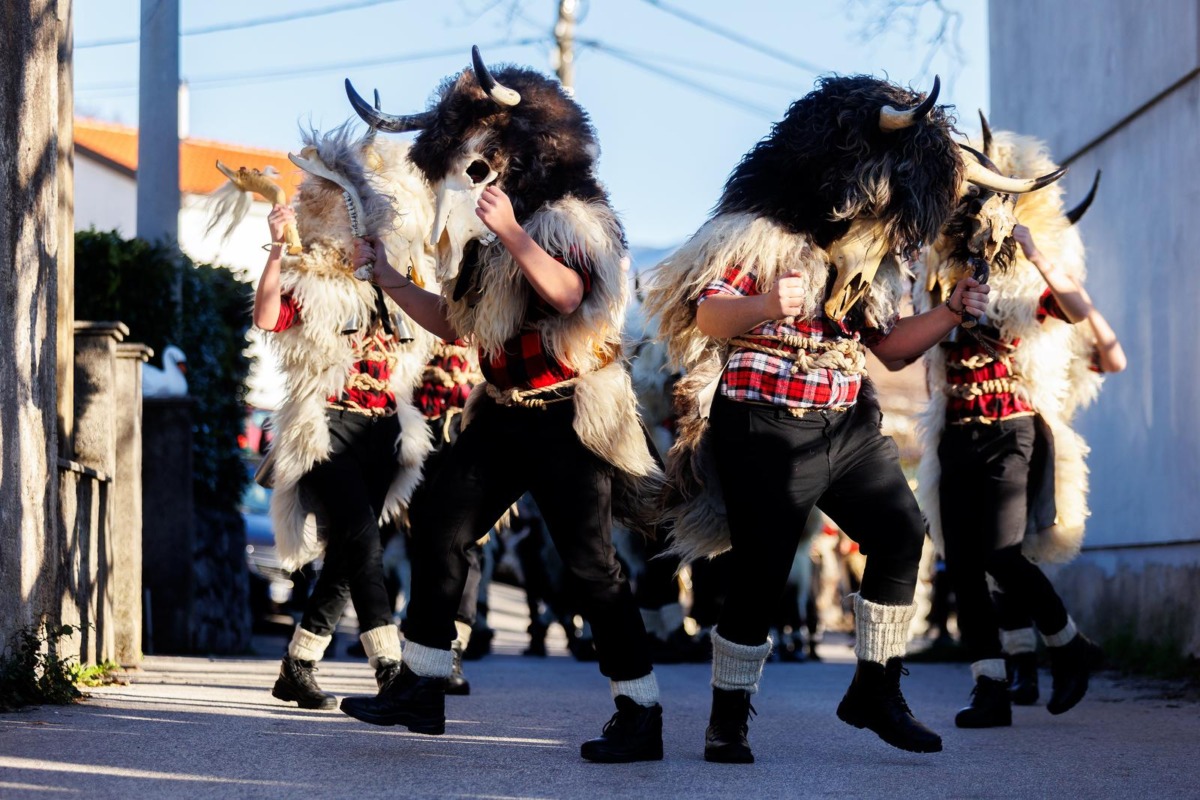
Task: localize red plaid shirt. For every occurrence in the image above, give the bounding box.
[416,340,481,419]
[273,294,397,414]
[942,288,1095,423]
[698,265,894,409]
[479,253,594,391]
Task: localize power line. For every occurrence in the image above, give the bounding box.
[77,0,408,49]
[581,41,778,119]
[576,38,808,94]
[75,38,547,95]
[640,0,829,75]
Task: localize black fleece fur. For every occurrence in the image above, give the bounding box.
[409,64,617,231]
[717,75,963,255]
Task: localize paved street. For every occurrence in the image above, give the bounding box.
[2,585,1198,799]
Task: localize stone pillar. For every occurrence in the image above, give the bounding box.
[73,321,126,664]
[0,0,63,654]
[113,342,151,667]
[142,397,195,655]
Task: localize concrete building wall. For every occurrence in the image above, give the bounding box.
[990,0,1200,655]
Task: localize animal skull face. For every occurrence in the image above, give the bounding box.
[824,218,895,323]
[961,186,1018,263]
[429,143,499,283]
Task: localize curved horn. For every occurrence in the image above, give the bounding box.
[960,143,1001,174]
[471,44,521,107]
[978,109,993,159]
[879,74,941,132]
[1066,170,1102,225]
[345,79,435,133]
[961,149,1068,194]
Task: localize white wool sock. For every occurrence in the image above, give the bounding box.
[971,658,1008,682]
[1000,627,1038,656]
[710,628,772,693]
[454,620,473,651]
[288,626,332,662]
[611,672,660,707]
[359,624,402,669]
[403,640,454,678]
[1041,616,1079,648]
[853,595,916,665]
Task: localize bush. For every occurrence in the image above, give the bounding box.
[74,230,252,511]
[0,623,81,710]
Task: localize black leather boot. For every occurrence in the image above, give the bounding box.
[955,676,1013,728]
[1047,634,1103,715]
[580,696,664,763]
[704,688,756,763]
[447,640,471,696]
[340,662,447,734]
[1008,652,1040,705]
[374,657,402,691]
[272,656,337,710]
[836,658,943,753]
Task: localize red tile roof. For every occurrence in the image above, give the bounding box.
[74,118,303,200]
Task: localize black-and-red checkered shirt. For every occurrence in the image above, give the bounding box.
[416,340,480,419]
[942,288,1096,423]
[479,253,593,391]
[698,265,894,409]
[272,293,397,414]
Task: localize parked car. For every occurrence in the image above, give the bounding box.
[241,460,311,629]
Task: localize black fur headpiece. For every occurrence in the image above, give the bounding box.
[717,75,963,255]
[408,65,610,224]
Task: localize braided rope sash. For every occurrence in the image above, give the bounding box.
[485,377,580,409]
[943,376,1021,399]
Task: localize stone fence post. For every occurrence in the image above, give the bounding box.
[113,342,151,667]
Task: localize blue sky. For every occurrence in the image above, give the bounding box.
[74,0,988,248]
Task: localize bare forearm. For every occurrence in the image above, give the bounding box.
[1086,308,1127,373]
[695,294,774,339]
[1031,254,1091,323]
[378,281,459,341]
[253,245,285,330]
[869,304,961,363]
[500,228,584,315]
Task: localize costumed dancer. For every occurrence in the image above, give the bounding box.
[914,119,1126,728]
[337,48,667,762]
[240,128,439,708]
[646,75,1063,761]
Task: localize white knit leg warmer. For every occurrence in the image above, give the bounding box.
[710,628,772,694]
[288,626,332,662]
[403,641,454,679]
[454,620,473,651]
[611,672,661,707]
[359,624,403,669]
[1041,616,1079,648]
[971,658,1008,682]
[1000,627,1038,656]
[853,595,916,665]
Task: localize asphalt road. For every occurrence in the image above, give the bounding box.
[2,585,1197,799]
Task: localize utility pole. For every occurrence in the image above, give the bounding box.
[553,0,577,92]
[136,0,181,309]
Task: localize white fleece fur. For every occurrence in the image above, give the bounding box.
[914,131,1104,564]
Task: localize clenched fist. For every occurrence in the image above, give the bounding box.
[764,271,808,319]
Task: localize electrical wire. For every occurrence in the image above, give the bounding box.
[77,0,408,49]
[575,38,808,94]
[640,0,829,75]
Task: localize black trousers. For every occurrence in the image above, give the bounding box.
[300,410,399,637]
[710,393,925,647]
[405,396,652,681]
[939,416,1069,664]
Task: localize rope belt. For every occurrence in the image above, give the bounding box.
[485,377,579,409]
[949,352,1013,370]
[729,333,868,376]
[943,376,1021,399]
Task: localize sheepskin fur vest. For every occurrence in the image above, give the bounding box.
[914,132,1103,564]
[451,196,664,535]
[644,212,908,564]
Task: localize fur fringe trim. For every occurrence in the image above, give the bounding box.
[914,131,1105,565]
[711,628,772,693]
[611,673,660,707]
[443,196,629,376]
[853,595,915,665]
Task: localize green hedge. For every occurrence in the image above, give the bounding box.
[74,230,251,511]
